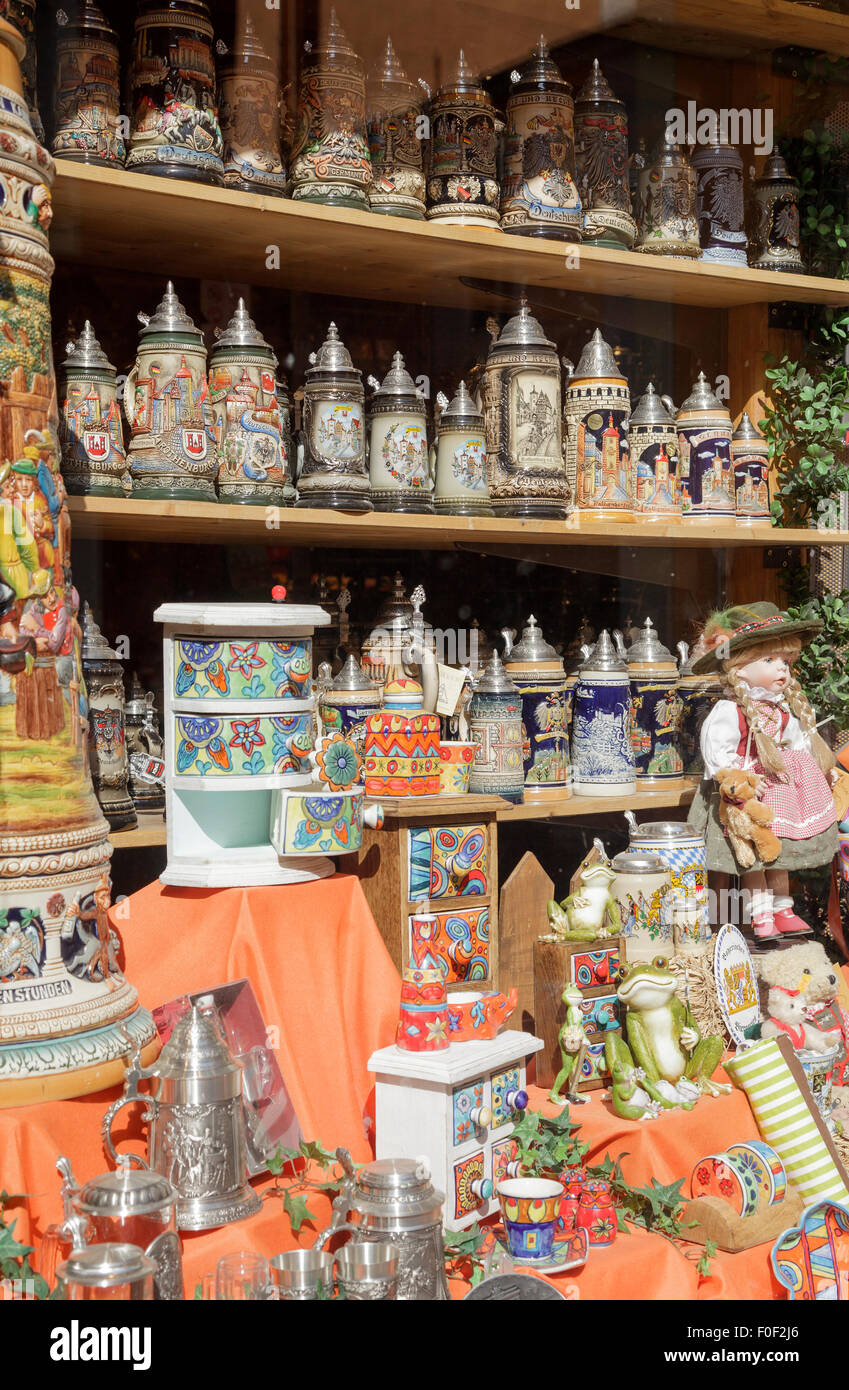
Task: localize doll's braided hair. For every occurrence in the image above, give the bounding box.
[722,637,834,777]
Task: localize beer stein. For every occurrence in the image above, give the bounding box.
[571,631,636,797]
[748,153,803,274]
[635,137,699,258]
[218,13,286,196]
[732,411,771,523]
[564,329,632,520]
[676,373,734,522]
[467,652,524,802]
[297,322,371,511]
[124,675,166,813]
[630,384,680,522]
[676,640,721,780]
[289,8,371,209]
[56,1244,156,1302]
[58,320,130,497]
[81,604,136,831]
[502,614,570,799]
[625,618,683,784]
[52,0,125,167]
[433,381,492,516]
[367,37,425,219]
[574,60,636,249]
[692,140,747,266]
[500,37,581,242]
[426,51,499,226]
[209,298,290,506]
[368,351,432,513]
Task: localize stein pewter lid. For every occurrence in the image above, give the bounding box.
[62,0,118,41]
[680,371,725,413]
[75,1157,177,1218]
[371,351,419,400]
[511,35,571,94]
[475,651,519,695]
[733,411,765,443]
[62,320,112,372]
[576,57,619,105]
[629,818,692,841]
[231,11,274,67]
[125,673,152,718]
[138,281,202,340]
[312,6,360,61]
[503,614,561,667]
[610,847,669,875]
[213,297,276,357]
[630,383,675,426]
[578,629,627,673]
[572,328,624,382]
[57,1242,157,1288]
[81,603,118,663]
[353,1157,445,1226]
[152,1005,243,1105]
[437,48,486,96]
[625,617,675,666]
[368,35,415,94]
[438,380,483,429]
[757,152,795,186]
[307,322,360,382]
[494,299,554,350]
[329,652,376,692]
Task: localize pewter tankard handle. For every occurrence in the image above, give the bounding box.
[101,1047,159,1165]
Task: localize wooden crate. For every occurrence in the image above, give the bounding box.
[534,935,624,1090]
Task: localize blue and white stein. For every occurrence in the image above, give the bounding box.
[624,816,710,940]
[570,631,636,797]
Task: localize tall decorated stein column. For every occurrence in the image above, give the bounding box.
[0,18,156,1104]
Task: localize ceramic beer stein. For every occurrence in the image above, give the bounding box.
[748,153,803,274]
[609,846,672,961]
[289,8,371,210]
[426,50,499,226]
[675,640,721,781]
[125,0,224,185]
[635,137,699,258]
[630,384,679,521]
[676,373,734,522]
[367,352,433,513]
[316,653,381,750]
[564,329,632,520]
[366,37,425,219]
[502,614,570,800]
[692,140,747,266]
[467,653,524,803]
[209,298,290,506]
[433,381,492,516]
[500,37,581,242]
[571,631,636,797]
[481,302,570,519]
[4,0,42,140]
[624,816,710,941]
[59,321,130,497]
[274,374,298,506]
[625,618,683,784]
[80,604,136,831]
[218,13,286,196]
[124,675,166,813]
[297,322,371,512]
[732,411,771,523]
[52,0,125,167]
[574,60,636,249]
[124,282,218,501]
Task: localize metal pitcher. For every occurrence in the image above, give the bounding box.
[103,1005,261,1232]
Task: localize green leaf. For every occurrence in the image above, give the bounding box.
[282,1189,317,1234]
[299,1138,337,1169]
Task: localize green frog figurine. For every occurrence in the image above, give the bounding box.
[545,862,622,942]
[548,985,591,1106]
[605,958,729,1121]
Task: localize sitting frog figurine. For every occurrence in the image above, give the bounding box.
[604,958,729,1121]
[546,862,622,942]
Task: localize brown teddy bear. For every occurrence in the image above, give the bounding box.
[715,766,782,869]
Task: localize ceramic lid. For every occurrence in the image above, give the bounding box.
[578,629,627,673]
[732,411,765,443]
[312,7,360,60]
[630,820,693,840]
[626,617,675,665]
[368,35,415,93]
[372,351,419,399]
[474,651,519,695]
[610,847,668,874]
[438,380,483,429]
[758,152,795,185]
[307,322,359,376]
[511,35,570,93]
[505,614,561,665]
[213,297,275,357]
[630,383,673,426]
[679,371,725,414]
[572,328,624,382]
[576,57,620,106]
[326,652,377,692]
[62,320,113,373]
[76,1157,176,1217]
[57,1243,157,1287]
[493,300,554,349]
[138,282,202,339]
[81,603,118,663]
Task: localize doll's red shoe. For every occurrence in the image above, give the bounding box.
[753,919,782,941]
[773,908,813,936]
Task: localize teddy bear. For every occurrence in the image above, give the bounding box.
[757,941,849,1086]
[755,943,841,1055]
[759,986,835,1052]
[715,767,782,869]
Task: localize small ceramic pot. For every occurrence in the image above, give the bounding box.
[396,966,449,1051]
[558,1176,585,1233]
[363,711,441,797]
[438,741,475,794]
[575,1179,617,1246]
[445,987,518,1041]
[496,1178,564,1261]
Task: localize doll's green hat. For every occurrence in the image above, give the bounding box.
[690,601,822,674]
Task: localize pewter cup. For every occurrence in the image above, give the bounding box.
[270,1249,335,1301]
[334,1241,399,1300]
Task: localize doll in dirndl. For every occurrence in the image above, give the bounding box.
[688,602,839,942]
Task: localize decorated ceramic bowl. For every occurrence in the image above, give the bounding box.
[496,1178,564,1261]
[445,987,517,1041]
[438,741,475,794]
[726,1141,786,1206]
[689,1151,760,1216]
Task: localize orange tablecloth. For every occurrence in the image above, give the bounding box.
[0,874,784,1297]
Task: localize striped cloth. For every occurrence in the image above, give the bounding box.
[726,1039,849,1207]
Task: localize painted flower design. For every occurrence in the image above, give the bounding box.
[229,719,265,758]
[426,1016,447,1044]
[590,1216,616,1241]
[228,641,265,680]
[718,1177,735,1198]
[695,1165,711,1188]
[315,734,360,791]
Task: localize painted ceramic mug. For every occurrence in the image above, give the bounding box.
[438,741,476,794]
[575,1178,617,1246]
[496,1178,564,1261]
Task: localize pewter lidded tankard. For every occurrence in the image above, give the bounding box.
[103,1005,261,1231]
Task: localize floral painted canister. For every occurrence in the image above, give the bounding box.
[297,322,371,512]
[289,8,371,210]
[749,153,803,274]
[80,604,136,832]
[635,138,699,258]
[125,0,224,186]
[625,618,683,784]
[676,373,734,522]
[209,298,289,507]
[502,614,570,799]
[692,139,747,267]
[367,351,433,513]
[366,36,425,219]
[433,381,492,516]
[610,846,671,961]
[481,302,569,520]
[564,329,633,521]
[426,50,499,227]
[218,12,287,196]
[570,631,636,797]
[500,37,581,243]
[52,0,125,167]
[467,653,524,803]
[630,384,679,522]
[438,741,475,794]
[732,411,771,524]
[573,60,635,249]
[125,282,218,501]
[59,321,130,497]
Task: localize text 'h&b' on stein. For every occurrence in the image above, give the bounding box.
[630,383,680,522]
[426,50,499,226]
[218,12,286,196]
[296,322,371,512]
[433,381,492,516]
[367,36,425,219]
[500,36,582,243]
[732,410,771,523]
[289,8,371,210]
[81,602,136,832]
[481,301,570,519]
[570,630,636,798]
[209,298,290,507]
[367,351,433,514]
[124,282,219,502]
[59,321,130,498]
[676,372,734,522]
[574,59,636,249]
[564,329,633,521]
[52,0,125,167]
[125,0,224,186]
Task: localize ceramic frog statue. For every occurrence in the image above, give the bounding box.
[604,959,729,1121]
[549,985,591,1107]
[546,862,622,942]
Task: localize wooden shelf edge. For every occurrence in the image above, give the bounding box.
[109,813,166,850]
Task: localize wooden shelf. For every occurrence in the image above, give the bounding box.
[109,811,166,850]
[613,0,849,58]
[68,494,841,551]
[51,163,849,315]
[495,782,696,820]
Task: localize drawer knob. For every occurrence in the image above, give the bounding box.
[470,1105,491,1129]
[503,1161,523,1179]
[505,1089,528,1112]
[470,1178,493,1201]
